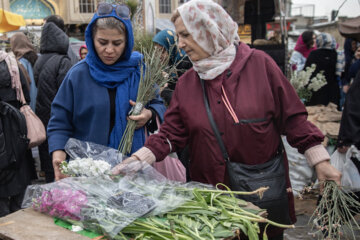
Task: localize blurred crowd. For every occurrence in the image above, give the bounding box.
[290,30,360,110]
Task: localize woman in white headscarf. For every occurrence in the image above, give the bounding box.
[113,1,341,238]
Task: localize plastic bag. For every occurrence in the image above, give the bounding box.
[22,138,213,237]
[65,138,124,168]
[282,136,315,195]
[146,118,186,182]
[22,163,211,238]
[342,146,360,191]
[152,153,186,182]
[330,150,346,173]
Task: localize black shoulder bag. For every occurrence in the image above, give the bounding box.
[200,79,291,225]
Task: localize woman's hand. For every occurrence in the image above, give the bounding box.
[52,150,68,181]
[315,160,342,192]
[111,147,156,175]
[128,100,152,129]
[111,155,141,175]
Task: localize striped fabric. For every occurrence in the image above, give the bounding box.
[336,50,345,77]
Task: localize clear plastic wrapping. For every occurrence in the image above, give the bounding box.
[22,139,212,238]
[64,138,124,168]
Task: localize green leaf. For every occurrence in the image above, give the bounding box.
[212,230,235,238]
[222,221,232,228]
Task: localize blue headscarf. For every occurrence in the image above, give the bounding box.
[316,33,337,50]
[153,29,185,65]
[85,5,145,153]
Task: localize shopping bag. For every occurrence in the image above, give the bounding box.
[330,150,346,173]
[20,104,46,148]
[343,146,360,191]
[152,152,186,182]
[145,117,186,182]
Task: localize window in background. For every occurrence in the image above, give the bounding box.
[79,0,95,13]
[159,0,171,14]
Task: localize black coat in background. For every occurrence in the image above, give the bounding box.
[34,22,73,182]
[338,71,360,149]
[0,60,32,199]
[305,48,340,107]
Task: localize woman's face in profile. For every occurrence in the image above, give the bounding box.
[93,28,126,65]
[174,17,210,62]
[311,34,316,48]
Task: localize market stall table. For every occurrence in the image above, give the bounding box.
[0,208,90,240]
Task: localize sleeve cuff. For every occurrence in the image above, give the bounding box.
[304,144,330,167]
[132,147,156,165]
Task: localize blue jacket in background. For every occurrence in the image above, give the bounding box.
[19,58,37,111]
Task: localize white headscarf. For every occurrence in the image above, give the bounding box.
[177,0,240,80]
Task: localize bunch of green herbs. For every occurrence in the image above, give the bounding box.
[64,184,294,240]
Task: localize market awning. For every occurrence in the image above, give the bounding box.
[0,8,26,33]
[338,16,360,42]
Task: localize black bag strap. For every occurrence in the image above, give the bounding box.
[200,79,230,162]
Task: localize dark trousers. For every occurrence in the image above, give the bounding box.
[38,140,54,183]
[177,145,191,182]
[0,192,24,217]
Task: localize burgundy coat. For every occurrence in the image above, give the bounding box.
[145,43,324,229]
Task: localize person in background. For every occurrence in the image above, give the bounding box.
[343,38,359,88]
[338,70,360,152]
[305,33,340,107]
[289,30,316,72]
[346,46,360,85]
[9,32,39,182]
[152,29,193,181]
[336,47,346,109]
[338,38,359,109]
[10,33,38,111]
[112,1,341,239]
[337,70,360,206]
[48,3,166,181]
[34,22,73,183]
[152,29,192,106]
[79,44,88,60]
[0,51,32,217]
[43,15,78,65]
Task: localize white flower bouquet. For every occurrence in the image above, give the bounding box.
[290,64,327,103]
[60,158,111,178]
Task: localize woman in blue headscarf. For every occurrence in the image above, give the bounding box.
[153,29,192,105]
[47,3,166,181]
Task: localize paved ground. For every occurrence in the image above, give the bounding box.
[284,192,360,240]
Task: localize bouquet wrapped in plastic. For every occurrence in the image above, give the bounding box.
[22,164,204,237]
[22,138,294,239]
